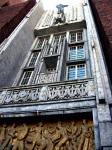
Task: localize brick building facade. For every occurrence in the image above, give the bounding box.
[90,0,112,82]
[0,0,36,44]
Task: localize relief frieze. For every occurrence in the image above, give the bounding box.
[0,119,95,150]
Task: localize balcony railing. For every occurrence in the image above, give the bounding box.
[0,78,95,105]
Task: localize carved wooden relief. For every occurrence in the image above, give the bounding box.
[0,119,95,150]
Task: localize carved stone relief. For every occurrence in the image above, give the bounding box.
[0,119,95,150]
[0,79,95,105]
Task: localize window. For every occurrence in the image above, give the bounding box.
[70,31,83,43]
[69,45,85,61]
[35,37,49,49]
[20,71,32,85]
[28,52,39,67]
[67,64,86,80]
[53,34,66,45]
[47,68,56,73]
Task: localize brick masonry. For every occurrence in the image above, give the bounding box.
[0,0,36,44]
[89,0,112,82]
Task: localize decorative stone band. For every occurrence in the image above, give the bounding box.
[0,78,95,105]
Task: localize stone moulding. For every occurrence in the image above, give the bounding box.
[0,78,95,105]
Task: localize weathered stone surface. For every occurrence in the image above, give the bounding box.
[99,122,112,146]
[0,1,44,88]
[97,104,111,122]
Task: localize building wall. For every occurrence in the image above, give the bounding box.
[0,0,36,44]
[89,0,112,83]
[0,1,44,87]
[0,0,28,6]
[0,0,9,6]
[9,0,28,5]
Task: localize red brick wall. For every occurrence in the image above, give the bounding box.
[89,0,112,82]
[0,0,9,6]
[9,0,28,5]
[0,0,36,44]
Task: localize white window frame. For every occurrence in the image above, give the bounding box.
[69,31,83,43]
[66,64,86,80]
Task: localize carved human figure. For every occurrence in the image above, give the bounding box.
[67,121,78,150]
[88,126,95,150]
[0,124,7,147]
[77,119,91,150]
[42,126,56,150]
[12,123,29,150]
[25,122,46,150]
[52,121,71,150]
[0,123,16,150]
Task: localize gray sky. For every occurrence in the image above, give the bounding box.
[37,0,84,10]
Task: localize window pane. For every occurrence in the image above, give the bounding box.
[54,36,60,44]
[36,37,49,49]
[68,66,76,80]
[28,52,38,67]
[70,33,76,43]
[77,65,85,79]
[36,39,44,49]
[20,71,32,85]
[69,46,76,60]
[60,35,66,42]
[77,45,84,59]
[77,32,83,41]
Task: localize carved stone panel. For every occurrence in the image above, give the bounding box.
[0,119,95,150]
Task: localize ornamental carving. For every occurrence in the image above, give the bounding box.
[0,79,95,105]
[0,119,95,150]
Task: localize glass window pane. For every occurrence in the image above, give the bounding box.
[68,66,76,80]
[77,65,85,79]
[70,33,76,43]
[36,39,44,49]
[69,46,76,60]
[77,45,84,59]
[28,52,38,67]
[77,32,83,41]
[21,71,32,85]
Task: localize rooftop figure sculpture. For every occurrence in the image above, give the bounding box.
[56,4,68,14]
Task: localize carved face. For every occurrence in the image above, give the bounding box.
[83,119,87,125]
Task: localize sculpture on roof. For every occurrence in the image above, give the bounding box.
[54,4,68,24]
[56,4,68,14]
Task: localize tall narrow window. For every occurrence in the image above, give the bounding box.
[70,31,83,43]
[69,45,84,61]
[28,52,39,67]
[35,37,49,49]
[68,64,86,80]
[53,34,66,45]
[20,71,32,85]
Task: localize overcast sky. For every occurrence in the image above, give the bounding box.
[37,0,84,10]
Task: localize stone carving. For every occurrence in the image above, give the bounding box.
[0,119,95,150]
[38,73,54,83]
[0,79,95,105]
